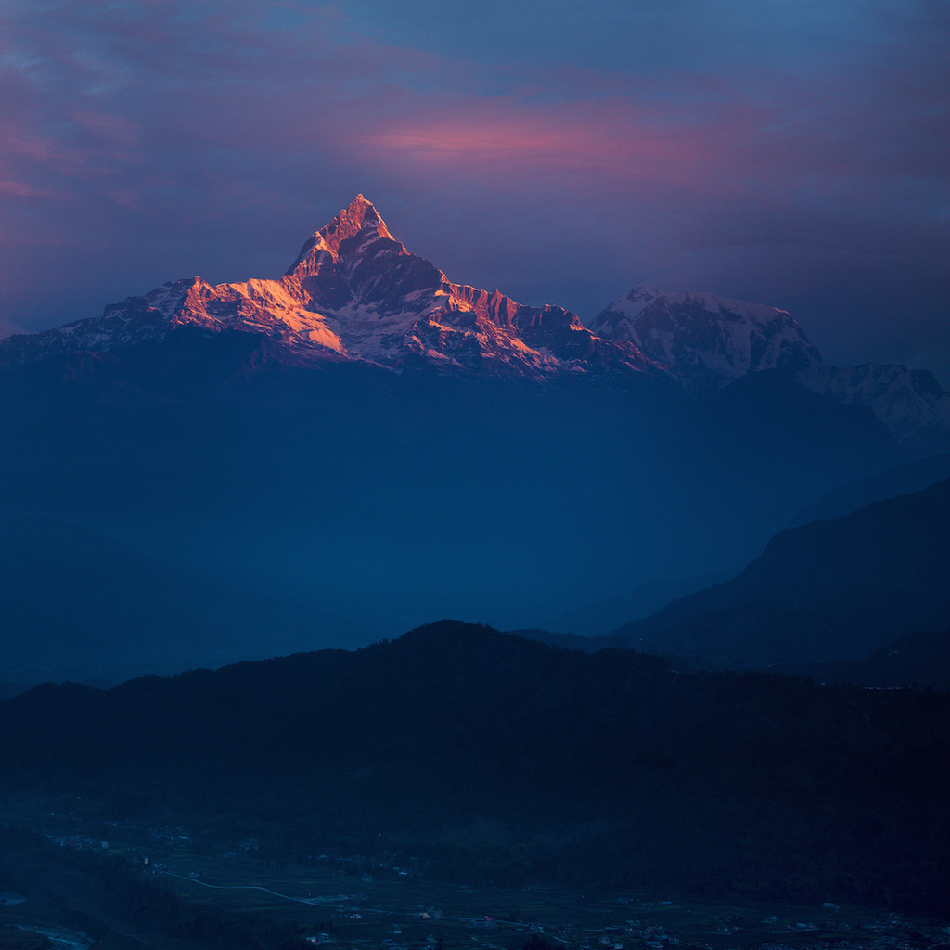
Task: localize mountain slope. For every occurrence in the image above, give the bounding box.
[590,284,950,449]
[588,284,821,384]
[1,621,949,913]
[612,478,950,667]
[0,196,653,381]
[773,629,950,689]
[0,323,901,647]
[786,453,950,528]
[1,197,946,447]
[0,195,935,659]
[0,517,377,682]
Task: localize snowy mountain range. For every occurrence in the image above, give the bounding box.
[590,285,950,449]
[2,195,947,448]
[0,196,652,382]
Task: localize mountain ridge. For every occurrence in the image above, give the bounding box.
[610,477,950,668]
[0,194,927,652]
[0,516,378,683]
[590,284,950,449]
[1,196,946,446]
[2,620,949,913]
[0,196,655,383]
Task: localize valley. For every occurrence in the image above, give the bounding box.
[2,624,949,919]
[3,813,949,950]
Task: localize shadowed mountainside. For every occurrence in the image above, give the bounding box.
[0,517,377,683]
[608,477,950,668]
[785,453,950,528]
[3,196,936,661]
[772,629,950,689]
[0,326,902,650]
[1,622,948,914]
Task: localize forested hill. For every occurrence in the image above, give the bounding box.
[2,622,949,914]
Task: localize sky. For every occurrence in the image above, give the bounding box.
[2,0,948,384]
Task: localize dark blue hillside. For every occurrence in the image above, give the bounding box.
[612,477,950,667]
[1,621,948,914]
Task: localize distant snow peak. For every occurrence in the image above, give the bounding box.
[589,284,822,382]
[588,282,949,448]
[803,362,950,446]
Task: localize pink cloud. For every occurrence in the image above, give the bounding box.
[0,179,50,198]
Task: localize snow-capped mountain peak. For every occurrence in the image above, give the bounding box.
[588,283,822,384]
[0,198,655,381]
[0,200,945,449]
[286,194,399,276]
[587,282,949,450]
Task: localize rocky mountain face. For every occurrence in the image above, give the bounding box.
[802,361,950,451]
[1,196,946,447]
[588,285,822,383]
[0,196,652,382]
[590,285,950,451]
[0,194,940,673]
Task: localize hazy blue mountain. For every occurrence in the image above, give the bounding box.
[1,196,936,664]
[612,478,950,668]
[0,516,378,683]
[786,452,950,527]
[538,570,732,637]
[0,330,901,652]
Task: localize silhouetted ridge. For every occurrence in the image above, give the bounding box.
[786,452,950,527]
[774,629,950,689]
[1,622,948,913]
